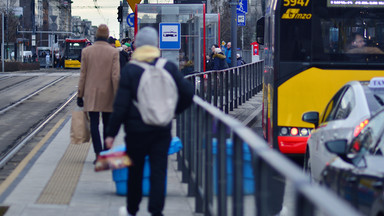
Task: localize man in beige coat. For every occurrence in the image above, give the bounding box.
[77,24,120,162]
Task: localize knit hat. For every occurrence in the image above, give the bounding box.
[115,40,121,47]
[134,27,158,48]
[95,24,109,40]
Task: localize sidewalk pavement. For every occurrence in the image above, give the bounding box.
[1,114,196,216]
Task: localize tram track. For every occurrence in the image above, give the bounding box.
[0,71,80,180]
[0,76,69,115]
[0,92,77,168]
[0,77,37,92]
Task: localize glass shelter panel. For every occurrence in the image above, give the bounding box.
[136,4,218,73]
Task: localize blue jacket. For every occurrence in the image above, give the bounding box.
[224,47,232,67]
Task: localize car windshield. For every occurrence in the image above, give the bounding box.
[362,83,384,113]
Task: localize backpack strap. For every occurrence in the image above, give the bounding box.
[155,58,167,69]
[129,60,152,71]
[130,58,167,71]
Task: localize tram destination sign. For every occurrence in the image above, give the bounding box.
[328,0,384,7]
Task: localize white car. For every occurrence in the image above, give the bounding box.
[302,77,384,182]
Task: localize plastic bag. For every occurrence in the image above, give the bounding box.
[70,109,90,144]
[94,145,133,172]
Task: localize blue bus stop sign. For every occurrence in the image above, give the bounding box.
[159,23,181,50]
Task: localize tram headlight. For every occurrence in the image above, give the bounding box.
[300,128,309,136]
[281,127,288,135]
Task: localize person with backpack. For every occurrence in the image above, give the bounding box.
[105,26,194,216]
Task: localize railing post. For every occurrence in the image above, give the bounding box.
[234,68,239,108]
[217,122,227,216]
[224,70,229,114]
[230,68,234,111]
[188,102,197,196]
[213,72,218,107]
[195,105,204,212]
[205,113,214,216]
[207,73,212,104]
[233,135,244,216]
[219,72,224,111]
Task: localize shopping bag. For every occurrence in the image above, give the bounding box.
[95,145,133,172]
[70,109,91,144]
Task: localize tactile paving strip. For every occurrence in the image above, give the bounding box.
[36,142,91,204]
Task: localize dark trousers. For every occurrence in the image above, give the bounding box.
[125,131,171,216]
[88,112,111,155]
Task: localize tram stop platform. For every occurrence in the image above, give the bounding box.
[0,92,262,216]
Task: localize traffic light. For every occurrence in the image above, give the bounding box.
[117,6,123,22]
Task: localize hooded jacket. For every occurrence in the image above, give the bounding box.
[212,52,228,70]
[106,45,194,137]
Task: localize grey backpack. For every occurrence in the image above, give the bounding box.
[130,58,178,126]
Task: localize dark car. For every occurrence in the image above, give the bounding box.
[320,107,384,216]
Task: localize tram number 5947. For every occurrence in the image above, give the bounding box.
[283,0,310,7]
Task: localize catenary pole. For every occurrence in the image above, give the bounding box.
[230,0,238,68]
[2,13,4,72]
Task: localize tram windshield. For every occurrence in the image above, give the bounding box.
[65,40,86,60]
[280,4,384,63]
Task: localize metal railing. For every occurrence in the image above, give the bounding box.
[185,61,263,114]
[177,62,361,216]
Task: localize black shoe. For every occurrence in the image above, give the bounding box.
[93,153,99,165]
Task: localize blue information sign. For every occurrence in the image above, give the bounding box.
[237,0,248,14]
[237,13,246,26]
[127,13,135,27]
[159,23,181,50]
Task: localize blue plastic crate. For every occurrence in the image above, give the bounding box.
[112,136,181,196]
[113,156,159,196]
[212,138,254,195]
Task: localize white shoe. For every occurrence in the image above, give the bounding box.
[119,206,128,216]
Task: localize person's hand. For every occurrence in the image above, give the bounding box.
[77,97,84,107]
[105,137,115,149]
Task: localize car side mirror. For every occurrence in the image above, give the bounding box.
[256,17,265,45]
[325,139,348,154]
[302,111,319,128]
[325,139,351,163]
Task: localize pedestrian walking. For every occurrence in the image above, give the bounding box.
[206,44,219,70]
[119,45,130,70]
[45,52,50,68]
[236,53,246,66]
[76,24,120,163]
[224,41,232,67]
[104,26,194,216]
[212,47,228,70]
